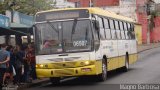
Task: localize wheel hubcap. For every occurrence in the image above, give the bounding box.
[102,63,107,79]
[126,60,129,69]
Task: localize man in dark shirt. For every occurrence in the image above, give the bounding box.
[0,43,10,90]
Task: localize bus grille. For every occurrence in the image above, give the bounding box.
[55,69,74,76]
[53,62,77,69]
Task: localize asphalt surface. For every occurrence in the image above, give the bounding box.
[27,47,160,90]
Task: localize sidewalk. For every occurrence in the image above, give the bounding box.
[3,43,160,90]
[17,78,50,90]
[137,43,160,53]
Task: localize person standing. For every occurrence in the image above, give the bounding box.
[28,43,36,80]
[14,45,24,85]
[6,45,16,84]
[0,43,10,90]
[23,46,31,83]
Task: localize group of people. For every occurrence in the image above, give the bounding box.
[0,43,36,89]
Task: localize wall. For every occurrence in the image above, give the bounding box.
[136,12,148,44]
[67,0,120,7]
[105,0,137,20]
[136,0,148,44]
[135,24,142,44]
[150,16,160,43]
[137,0,160,43]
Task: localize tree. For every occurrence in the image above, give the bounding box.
[0,0,55,15]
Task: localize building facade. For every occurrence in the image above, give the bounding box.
[105,0,137,21]
[136,0,160,43]
[67,0,119,7]
[67,0,137,20]
[52,0,75,8]
[67,0,160,43]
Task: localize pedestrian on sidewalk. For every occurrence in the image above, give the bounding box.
[28,43,37,80]
[0,43,10,90]
[23,45,31,83]
[5,45,16,85]
[14,45,24,85]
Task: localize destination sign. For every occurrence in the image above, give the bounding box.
[35,9,89,22]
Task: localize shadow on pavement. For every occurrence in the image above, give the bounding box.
[42,68,135,88]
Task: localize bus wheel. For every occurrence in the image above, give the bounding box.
[50,77,60,85]
[97,59,107,82]
[122,55,129,72]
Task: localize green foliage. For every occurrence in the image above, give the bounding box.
[148,11,160,31]
[0,0,55,15]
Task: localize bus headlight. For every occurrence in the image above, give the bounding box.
[36,64,44,68]
[80,61,94,66]
[40,64,44,68]
[84,61,90,65]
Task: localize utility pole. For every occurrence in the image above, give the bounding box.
[89,0,94,7]
[75,0,80,8]
[146,2,151,44]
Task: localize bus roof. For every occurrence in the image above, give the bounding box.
[36,7,135,23]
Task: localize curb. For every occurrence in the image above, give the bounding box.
[137,45,160,53]
[17,79,50,90]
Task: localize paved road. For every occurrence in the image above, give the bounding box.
[28,47,160,90]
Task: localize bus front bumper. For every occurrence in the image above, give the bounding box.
[36,63,102,78]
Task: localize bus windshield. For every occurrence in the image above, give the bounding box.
[35,19,93,55]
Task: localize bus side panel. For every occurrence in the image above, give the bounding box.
[129,40,138,64]
[118,56,126,68]
[107,57,120,71]
[117,40,128,68]
[97,40,119,71]
[129,53,138,64]
[107,40,119,71]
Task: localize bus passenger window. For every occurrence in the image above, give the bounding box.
[127,23,132,39]
[109,19,115,30]
[104,18,109,29]
[115,20,121,39]
[123,22,129,39]
[131,24,135,39]
[109,19,117,39]
[104,18,111,39]
[111,30,117,39]
[98,17,106,40]
[119,21,125,39]
[123,22,127,30]
[92,20,99,40]
[115,20,119,30]
[128,23,131,31]
[98,17,104,28]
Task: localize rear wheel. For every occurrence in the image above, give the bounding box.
[97,59,107,82]
[122,54,129,72]
[50,77,60,85]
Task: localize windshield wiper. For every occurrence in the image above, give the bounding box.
[46,21,59,33]
[71,19,77,41]
[46,21,60,41]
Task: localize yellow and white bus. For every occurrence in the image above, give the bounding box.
[34,7,138,84]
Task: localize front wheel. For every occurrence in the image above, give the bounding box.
[97,59,107,82]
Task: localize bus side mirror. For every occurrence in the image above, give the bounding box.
[94,20,100,30]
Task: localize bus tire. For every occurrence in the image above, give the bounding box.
[122,54,129,72]
[50,77,60,85]
[97,59,107,82]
